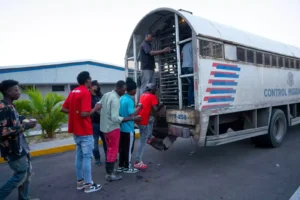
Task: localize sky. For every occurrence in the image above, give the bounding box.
[0,0,299,67]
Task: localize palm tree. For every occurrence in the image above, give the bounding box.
[15,88,68,138]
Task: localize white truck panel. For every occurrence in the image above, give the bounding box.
[199,58,300,112]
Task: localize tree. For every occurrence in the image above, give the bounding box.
[15,88,68,138]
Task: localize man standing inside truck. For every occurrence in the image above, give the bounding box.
[181,41,194,107]
[139,33,171,95]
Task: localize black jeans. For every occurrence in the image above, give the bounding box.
[92,123,107,161]
[119,132,135,168]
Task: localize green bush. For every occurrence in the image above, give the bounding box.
[15,88,67,138]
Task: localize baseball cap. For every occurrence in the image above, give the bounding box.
[146,83,156,90]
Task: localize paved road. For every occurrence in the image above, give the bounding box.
[1,126,300,200]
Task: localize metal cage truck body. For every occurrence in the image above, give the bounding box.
[124,7,300,150]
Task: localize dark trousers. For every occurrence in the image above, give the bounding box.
[92,123,107,161]
[119,131,135,168]
[182,67,194,105]
[0,154,31,200]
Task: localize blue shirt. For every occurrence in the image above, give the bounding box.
[119,94,135,133]
[181,42,193,68]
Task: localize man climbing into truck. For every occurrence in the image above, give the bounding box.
[134,83,164,169]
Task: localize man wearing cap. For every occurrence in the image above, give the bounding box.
[139,33,171,95]
[134,83,164,169]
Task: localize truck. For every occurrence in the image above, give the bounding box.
[124,7,300,150]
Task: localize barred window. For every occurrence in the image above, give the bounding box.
[237,47,246,62]
[212,43,223,58]
[256,52,263,65]
[199,39,223,58]
[296,60,300,69]
[290,59,295,68]
[247,50,254,63]
[285,58,290,68]
[278,57,284,67]
[264,54,271,66]
[200,40,211,56]
[271,55,277,67]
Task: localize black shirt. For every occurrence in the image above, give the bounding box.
[140,40,155,70]
[91,94,101,123]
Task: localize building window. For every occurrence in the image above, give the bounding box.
[256,52,263,65]
[70,85,79,91]
[247,50,254,63]
[237,47,246,62]
[52,85,65,92]
[264,54,271,66]
[271,55,277,67]
[20,85,35,91]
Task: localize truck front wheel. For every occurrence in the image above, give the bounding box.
[252,109,287,147]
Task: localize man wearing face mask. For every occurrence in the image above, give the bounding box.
[90,80,107,166]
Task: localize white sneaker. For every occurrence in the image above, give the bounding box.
[123,167,139,174]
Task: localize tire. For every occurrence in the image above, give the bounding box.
[252,109,287,147]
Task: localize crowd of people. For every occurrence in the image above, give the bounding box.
[0,73,163,198]
[0,32,193,199]
[61,70,164,192]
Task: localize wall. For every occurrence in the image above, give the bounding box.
[0,63,125,85]
[19,83,116,100]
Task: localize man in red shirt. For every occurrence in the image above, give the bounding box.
[134,83,164,169]
[61,71,102,193]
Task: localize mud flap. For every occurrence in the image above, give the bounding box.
[149,135,177,151]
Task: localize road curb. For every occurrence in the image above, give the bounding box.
[0,133,141,164]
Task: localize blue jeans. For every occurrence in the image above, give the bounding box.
[182,67,194,105]
[73,135,94,184]
[92,123,107,161]
[136,116,154,162]
[0,155,32,200]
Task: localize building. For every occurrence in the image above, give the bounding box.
[0,60,126,99]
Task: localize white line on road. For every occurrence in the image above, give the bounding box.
[290,186,300,200]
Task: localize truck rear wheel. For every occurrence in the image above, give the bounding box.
[252,109,287,147]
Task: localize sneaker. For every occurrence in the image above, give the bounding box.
[95,160,103,166]
[123,167,139,174]
[84,182,102,193]
[134,161,148,169]
[105,173,122,182]
[147,136,155,144]
[77,179,85,190]
[117,167,124,173]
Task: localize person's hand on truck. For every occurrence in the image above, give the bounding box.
[164,47,171,52]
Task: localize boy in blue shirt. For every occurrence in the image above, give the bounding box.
[117,77,142,173]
